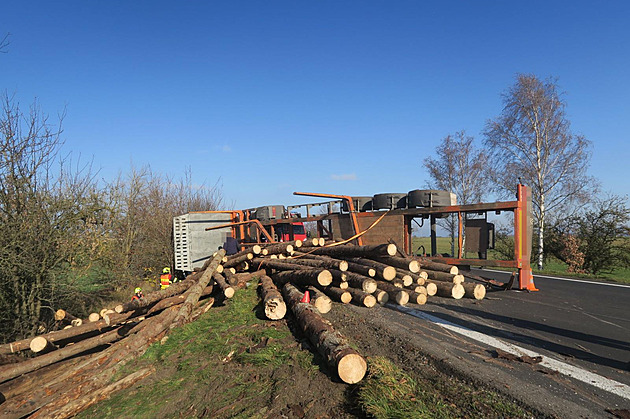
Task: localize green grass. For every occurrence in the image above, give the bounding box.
[358,357,452,418]
[78,284,315,419]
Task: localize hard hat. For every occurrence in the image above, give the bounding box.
[134,287,142,294]
[163,267,170,274]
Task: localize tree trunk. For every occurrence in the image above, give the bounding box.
[271,269,333,287]
[431,282,465,299]
[212,272,235,298]
[369,255,420,273]
[286,255,348,271]
[317,286,351,304]
[538,195,545,270]
[462,283,486,300]
[171,250,226,329]
[374,281,409,305]
[258,275,287,320]
[223,252,253,269]
[407,290,427,305]
[329,270,377,293]
[146,286,213,315]
[374,289,389,305]
[348,258,396,281]
[282,283,367,384]
[299,243,397,258]
[345,287,377,308]
[115,276,198,313]
[414,258,459,274]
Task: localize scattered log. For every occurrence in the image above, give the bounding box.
[271,269,333,287]
[431,282,465,299]
[54,309,80,325]
[88,313,100,323]
[306,286,332,314]
[301,243,397,258]
[260,241,301,255]
[407,290,427,305]
[115,276,197,313]
[348,258,396,281]
[374,281,409,305]
[329,270,377,293]
[212,272,235,298]
[29,337,57,354]
[422,269,464,284]
[374,289,389,305]
[171,249,226,329]
[415,258,459,275]
[259,275,287,320]
[146,286,213,315]
[190,298,216,322]
[462,283,486,300]
[346,287,377,308]
[0,325,130,384]
[318,286,352,304]
[282,283,367,384]
[223,252,254,269]
[371,255,420,273]
[287,255,348,271]
[35,366,155,418]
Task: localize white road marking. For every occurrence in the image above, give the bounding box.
[481,269,630,289]
[394,305,630,401]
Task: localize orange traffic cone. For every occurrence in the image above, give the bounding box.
[300,290,310,303]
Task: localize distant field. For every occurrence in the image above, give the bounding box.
[411,236,630,284]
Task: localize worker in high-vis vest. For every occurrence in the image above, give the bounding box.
[160,267,172,289]
[131,287,144,301]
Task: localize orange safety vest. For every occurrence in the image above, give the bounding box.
[160,273,172,288]
[131,294,140,301]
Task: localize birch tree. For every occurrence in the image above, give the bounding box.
[424,131,489,256]
[484,74,594,270]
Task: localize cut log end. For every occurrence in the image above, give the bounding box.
[382,266,396,281]
[252,244,262,254]
[88,313,100,322]
[29,336,51,353]
[363,295,377,308]
[224,287,235,298]
[426,283,438,296]
[264,297,287,320]
[414,293,427,305]
[313,297,332,314]
[340,292,352,304]
[368,268,376,277]
[408,260,420,273]
[114,305,124,314]
[471,284,486,300]
[375,290,389,305]
[54,309,66,321]
[452,284,465,299]
[385,243,397,256]
[395,291,409,306]
[339,260,349,272]
[318,238,325,246]
[337,353,367,384]
[216,264,224,274]
[317,270,333,286]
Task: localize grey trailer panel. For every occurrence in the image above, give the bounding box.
[174,212,233,272]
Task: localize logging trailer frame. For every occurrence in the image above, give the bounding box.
[175,185,536,291]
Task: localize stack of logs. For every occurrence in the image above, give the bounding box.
[0,239,487,417]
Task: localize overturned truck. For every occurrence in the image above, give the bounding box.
[174,185,535,290]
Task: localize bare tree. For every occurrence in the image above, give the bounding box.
[0,33,9,53]
[484,74,595,270]
[423,131,490,256]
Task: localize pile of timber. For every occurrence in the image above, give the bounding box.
[0,239,488,416]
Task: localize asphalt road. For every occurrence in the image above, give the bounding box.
[381,270,630,417]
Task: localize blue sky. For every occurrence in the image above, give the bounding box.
[1,1,629,210]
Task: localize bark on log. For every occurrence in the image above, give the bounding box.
[35,366,155,419]
[0,325,131,384]
[115,276,197,313]
[270,269,333,287]
[317,286,352,304]
[282,283,367,384]
[171,250,226,329]
[298,243,396,258]
[346,287,377,308]
[374,289,389,305]
[374,281,409,305]
[348,258,396,281]
[343,260,376,277]
[260,241,301,255]
[0,306,180,418]
[212,272,235,298]
[259,275,287,320]
[328,269,377,293]
[414,258,459,274]
[54,309,80,325]
[422,269,464,284]
[462,283,486,300]
[146,286,213,315]
[223,252,254,269]
[370,255,420,273]
[407,290,427,305]
[286,255,348,272]
[306,286,332,314]
[431,282,465,299]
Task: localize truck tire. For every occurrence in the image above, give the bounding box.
[407,189,453,207]
[372,193,407,210]
[342,196,373,212]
